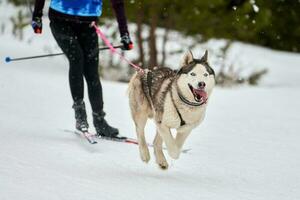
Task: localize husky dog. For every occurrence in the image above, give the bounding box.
[128,50,215,169]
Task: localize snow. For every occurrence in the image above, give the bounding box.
[1,2,300,200]
[250,0,260,13]
[252,4,259,13]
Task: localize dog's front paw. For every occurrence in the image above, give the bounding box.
[157,159,169,170]
[155,152,169,170]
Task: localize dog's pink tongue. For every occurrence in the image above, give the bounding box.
[194,89,207,100]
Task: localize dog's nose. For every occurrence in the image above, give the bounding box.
[198,81,206,89]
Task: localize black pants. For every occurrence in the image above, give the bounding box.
[50,19,103,113]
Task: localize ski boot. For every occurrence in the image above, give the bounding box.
[93,111,125,139]
[72,100,89,133]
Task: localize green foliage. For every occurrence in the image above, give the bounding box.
[102,0,300,52]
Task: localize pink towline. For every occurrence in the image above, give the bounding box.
[91,22,144,74]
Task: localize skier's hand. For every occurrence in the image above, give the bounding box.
[32,17,43,34]
[120,33,133,50]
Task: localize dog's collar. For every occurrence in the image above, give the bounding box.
[178,92,206,106]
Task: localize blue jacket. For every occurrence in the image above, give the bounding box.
[50,0,103,17]
[33,0,128,36]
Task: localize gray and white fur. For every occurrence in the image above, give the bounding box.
[128,50,215,169]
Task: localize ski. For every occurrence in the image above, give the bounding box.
[74,130,97,144]
[97,135,138,145]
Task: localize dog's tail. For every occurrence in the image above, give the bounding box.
[128,71,150,108]
[127,69,149,96]
[127,72,139,96]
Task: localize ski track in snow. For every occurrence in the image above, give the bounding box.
[1,4,300,200]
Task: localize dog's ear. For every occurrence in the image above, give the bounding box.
[180,50,194,67]
[200,50,208,63]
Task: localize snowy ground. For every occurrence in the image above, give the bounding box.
[1,2,300,200]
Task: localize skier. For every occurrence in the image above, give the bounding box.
[31,0,133,139]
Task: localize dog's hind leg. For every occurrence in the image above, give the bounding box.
[128,74,151,163]
[153,131,168,169]
[133,112,150,163]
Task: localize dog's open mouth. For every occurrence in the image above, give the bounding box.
[188,84,208,104]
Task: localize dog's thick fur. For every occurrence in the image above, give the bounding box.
[128,50,215,169]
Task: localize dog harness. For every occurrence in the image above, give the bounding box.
[145,70,186,127]
[170,88,186,126]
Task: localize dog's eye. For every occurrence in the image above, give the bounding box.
[190,72,196,76]
[204,73,209,77]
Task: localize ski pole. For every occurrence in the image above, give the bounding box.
[5,45,124,63]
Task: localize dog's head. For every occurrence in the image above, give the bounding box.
[176,50,215,105]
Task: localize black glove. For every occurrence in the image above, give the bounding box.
[120,33,133,50]
[31,17,42,34]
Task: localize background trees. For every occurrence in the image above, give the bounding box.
[100,0,300,67]
[9,0,300,54]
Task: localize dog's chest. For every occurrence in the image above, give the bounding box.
[162,93,206,128]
